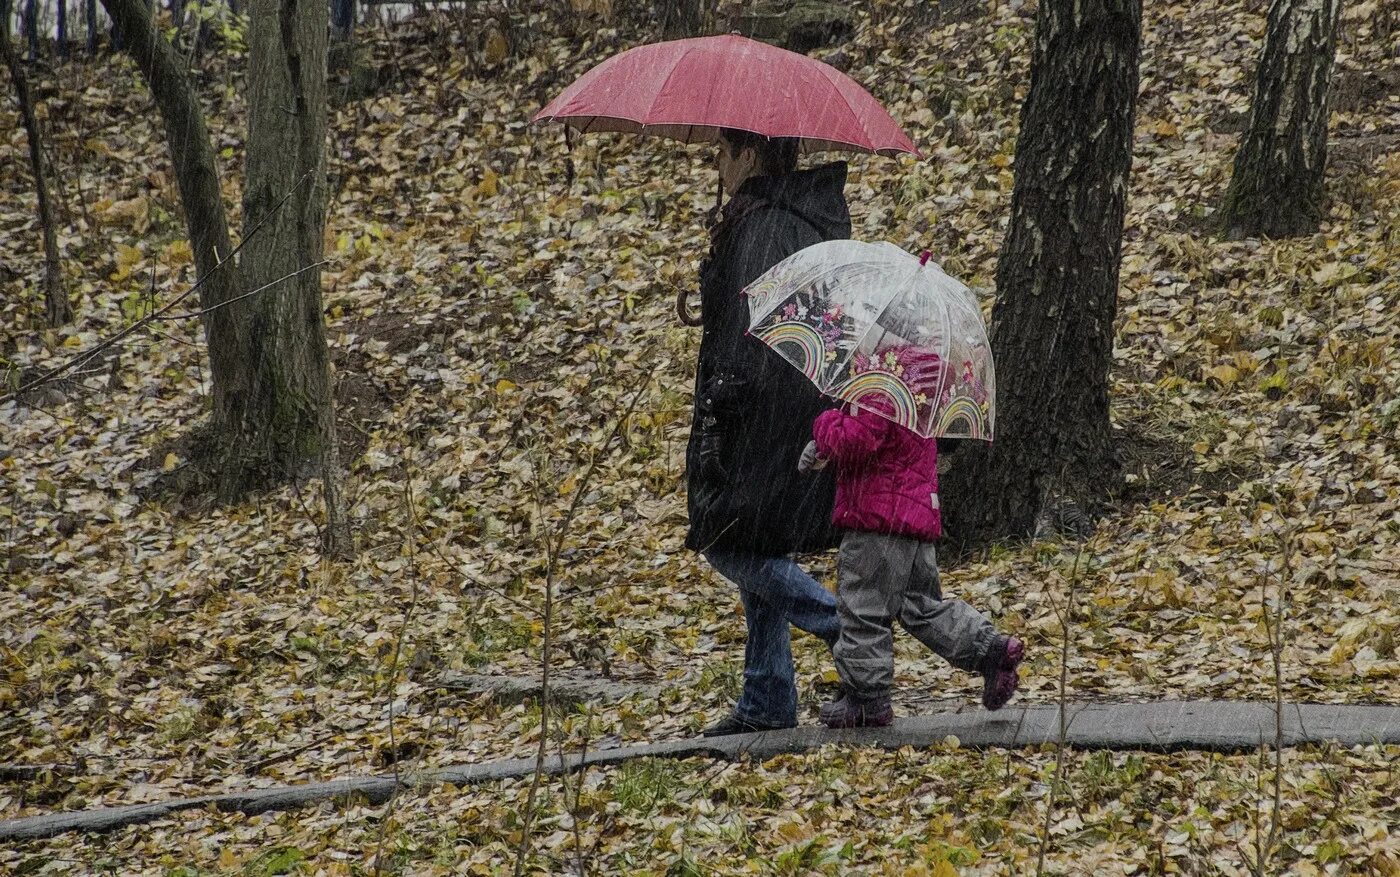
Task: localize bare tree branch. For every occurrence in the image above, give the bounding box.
[0,170,314,407]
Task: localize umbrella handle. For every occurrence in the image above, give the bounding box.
[919,250,932,266]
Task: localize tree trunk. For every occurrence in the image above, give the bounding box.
[86,0,97,54]
[100,0,256,464]
[242,0,348,551]
[940,0,1141,548]
[22,0,38,59]
[1219,0,1341,238]
[330,0,353,40]
[56,0,68,58]
[2,0,72,326]
[659,0,705,37]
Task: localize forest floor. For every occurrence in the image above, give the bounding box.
[2,0,1399,873]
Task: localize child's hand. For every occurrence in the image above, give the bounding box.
[798,440,828,474]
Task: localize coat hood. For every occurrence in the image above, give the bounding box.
[736,162,851,240]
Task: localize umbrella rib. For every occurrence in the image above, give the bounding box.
[643,46,701,131]
[812,63,886,154]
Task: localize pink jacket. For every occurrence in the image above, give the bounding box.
[812,405,942,542]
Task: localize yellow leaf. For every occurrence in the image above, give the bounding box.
[483,28,508,66]
[932,861,959,877]
[494,378,516,394]
[776,819,809,842]
[1206,364,1239,385]
[1258,369,1288,395]
[163,239,192,266]
[163,453,180,472]
[478,168,499,199]
[117,243,143,268]
[218,847,237,869]
[989,153,1011,168]
[1151,119,1178,137]
[558,473,578,496]
[821,668,840,684]
[1311,262,1359,285]
[111,244,145,282]
[570,0,612,17]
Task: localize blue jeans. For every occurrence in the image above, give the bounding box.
[705,550,841,727]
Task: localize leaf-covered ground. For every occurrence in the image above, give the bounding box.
[2,0,1399,872]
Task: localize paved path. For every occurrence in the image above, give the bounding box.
[5,699,1399,841]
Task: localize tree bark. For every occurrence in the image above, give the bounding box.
[330,0,353,40]
[660,0,706,37]
[86,0,97,54]
[940,0,1141,548]
[2,0,73,326]
[56,0,68,58]
[99,0,256,469]
[21,0,37,59]
[242,0,347,550]
[1219,0,1341,239]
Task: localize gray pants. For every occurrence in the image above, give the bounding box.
[834,531,996,697]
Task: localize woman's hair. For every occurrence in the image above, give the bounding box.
[720,128,800,177]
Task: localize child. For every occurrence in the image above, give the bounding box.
[799,356,1024,728]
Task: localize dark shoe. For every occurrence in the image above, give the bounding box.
[819,693,894,728]
[981,636,1025,711]
[701,712,792,737]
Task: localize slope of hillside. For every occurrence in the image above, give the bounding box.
[2,0,1398,871]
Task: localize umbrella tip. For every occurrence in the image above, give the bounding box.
[919,250,932,266]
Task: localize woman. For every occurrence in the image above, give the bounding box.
[685,129,852,736]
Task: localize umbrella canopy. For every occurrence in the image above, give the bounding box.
[533,34,919,157]
[746,240,995,440]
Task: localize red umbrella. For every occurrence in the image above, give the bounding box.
[533,34,918,157]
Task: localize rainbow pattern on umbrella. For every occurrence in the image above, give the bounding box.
[745,240,996,440]
[755,321,826,381]
[832,370,921,431]
[936,396,987,440]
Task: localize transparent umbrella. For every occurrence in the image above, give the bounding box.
[745,239,995,440]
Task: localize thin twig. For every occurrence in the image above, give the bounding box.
[413,520,535,615]
[152,261,328,321]
[513,363,656,877]
[1036,543,1086,877]
[555,707,593,877]
[370,460,425,876]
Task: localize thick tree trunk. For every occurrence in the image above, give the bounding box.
[1220,0,1341,238]
[941,0,1141,548]
[242,0,347,550]
[100,0,256,463]
[2,0,72,326]
[86,0,97,54]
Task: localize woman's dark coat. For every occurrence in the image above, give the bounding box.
[685,162,851,556]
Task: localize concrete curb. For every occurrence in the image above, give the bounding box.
[5,699,1398,842]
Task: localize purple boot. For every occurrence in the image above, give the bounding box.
[981,636,1025,711]
[819,693,894,728]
